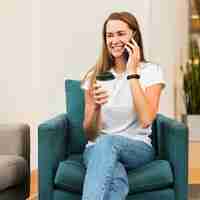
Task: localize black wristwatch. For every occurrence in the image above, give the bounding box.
[127,74,140,80]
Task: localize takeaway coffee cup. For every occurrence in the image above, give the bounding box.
[96,71,115,103]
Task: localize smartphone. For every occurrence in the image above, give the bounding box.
[123,48,129,62]
[123,39,133,62]
[123,31,137,62]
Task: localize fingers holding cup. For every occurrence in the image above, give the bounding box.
[93,83,109,105]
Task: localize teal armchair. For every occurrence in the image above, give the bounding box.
[38,79,188,200]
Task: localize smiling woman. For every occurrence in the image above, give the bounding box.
[105,20,133,58]
[80,11,165,200]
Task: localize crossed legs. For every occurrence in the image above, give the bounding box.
[82,135,155,200]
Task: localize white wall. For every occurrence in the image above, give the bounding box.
[149,0,189,118]
[0,0,32,121]
[0,0,35,168]
[0,0,189,169]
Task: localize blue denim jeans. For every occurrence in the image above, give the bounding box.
[82,134,155,200]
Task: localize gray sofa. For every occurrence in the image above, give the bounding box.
[0,124,30,200]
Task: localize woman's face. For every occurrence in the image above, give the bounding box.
[106,19,133,59]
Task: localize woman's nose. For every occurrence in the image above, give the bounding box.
[111,36,120,44]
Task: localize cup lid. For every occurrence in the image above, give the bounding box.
[96,71,115,81]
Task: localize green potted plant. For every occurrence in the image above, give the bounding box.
[181,39,200,140]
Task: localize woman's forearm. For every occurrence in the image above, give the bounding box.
[128,79,156,127]
[83,107,101,141]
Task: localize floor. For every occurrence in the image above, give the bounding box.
[189,142,200,184]
[189,184,200,200]
[28,170,38,200]
[28,194,38,200]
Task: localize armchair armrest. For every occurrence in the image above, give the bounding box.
[38,113,69,200]
[0,123,30,198]
[156,114,188,200]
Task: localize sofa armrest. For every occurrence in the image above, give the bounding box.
[38,113,69,200]
[0,123,30,198]
[156,114,188,200]
[0,123,30,157]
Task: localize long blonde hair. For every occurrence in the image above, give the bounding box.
[82,11,146,86]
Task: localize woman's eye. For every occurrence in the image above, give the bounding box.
[106,32,126,39]
[106,35,112,38]
[118,32,126,36]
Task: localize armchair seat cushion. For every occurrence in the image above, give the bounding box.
[127,159,173,194]
[0,155,26,191]
[54,154,173,194]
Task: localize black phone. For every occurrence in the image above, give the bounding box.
[123,38,133,62]
[123,48,129,62]
[123,32,137,62]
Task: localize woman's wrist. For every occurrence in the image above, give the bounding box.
[127,68,138,75]
[94,104,101,112]
[127,63,140,74]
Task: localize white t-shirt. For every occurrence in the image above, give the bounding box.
[81,62,165,147]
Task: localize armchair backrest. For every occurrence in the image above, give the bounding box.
[65,79,158,155]
[65,80,87,154]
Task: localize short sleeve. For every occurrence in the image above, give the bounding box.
[140,63,166,89]
[80,79,91,90]
[80,70,94,90]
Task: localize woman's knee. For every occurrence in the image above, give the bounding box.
[93,134,120,157]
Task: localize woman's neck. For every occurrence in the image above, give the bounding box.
[114,57,126,74]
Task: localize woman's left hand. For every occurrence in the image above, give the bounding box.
[125,38,141,74]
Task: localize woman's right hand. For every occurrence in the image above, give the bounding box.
[92,83,109,109]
